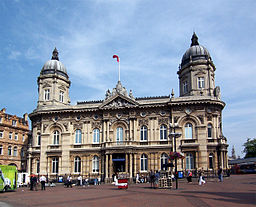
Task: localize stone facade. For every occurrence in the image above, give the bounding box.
[28,34,228,182]
[0,108,29,171]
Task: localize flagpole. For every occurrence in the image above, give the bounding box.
[118,60,120,82]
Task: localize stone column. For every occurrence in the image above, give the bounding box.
[105,154,108,180]
[109,154,113,178]
[27,153,32,174]
[125,153,128,173]
[129,153,133,178]
[134,154,137,175]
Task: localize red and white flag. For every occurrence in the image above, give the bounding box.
[113,55,119,62]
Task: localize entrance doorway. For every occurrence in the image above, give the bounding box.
[112,153,125,173]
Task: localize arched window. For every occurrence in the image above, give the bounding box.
[92,156,99,173]
[161,153,168,170]
[13,146,17,157]
[207,124,212,138]
[21,147,24,157]
[185,123,193,139]
[209,153,214,169]
[140,126,148,141]
[140,154,148,171]
[36,159,40,174]
[37,134,41,146]
[160,125,167,140]
[0,145,3,155]
[74,156,81,173]
[52,157,59,173]
[53,130,60,145]
[75,129,82,144]
[93,128,100,143]
[8,146,12,156]
[116,127,123,143]
[185,153,194,169]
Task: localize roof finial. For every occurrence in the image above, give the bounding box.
[52,47,59,61]
[191,32,199,47]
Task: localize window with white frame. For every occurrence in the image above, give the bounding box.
[75,129,82,144]
[13,146,17,156]
[140,125,148,141]
[197,77,205,89]
[185,123,193,139]
[9,132,12,139]
[22,134,25,142]
[74,156,81,173]
[140,154,148,171]
[161,153,168,170]
[44,89,50,101]
[37,134,41,146]
[36,159,40,174]
[0,145,3,155]
[15,133,18,140]
[59,90,64,103]
[92,156,99,173]
[207,124,212,138]
[0,131,3,138]
[52,157,59,173]
[8,146,12,156]
[93,128,100,143]
[116,127,123,143]
[53,130,60,145]
[183,80,188,94]
[12,120,17,126]
[160,125,167,140]
[185,153,194,169]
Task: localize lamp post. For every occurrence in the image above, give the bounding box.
[169,123,181,189]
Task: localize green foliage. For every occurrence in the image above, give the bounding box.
[243,138,256,158]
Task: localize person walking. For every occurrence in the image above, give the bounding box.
[77,174,82,186]
[33,176,38,191]
[218,168,223,182]
[187,170,192,183]
[198,169,206,185]
[154,170,160,189]
[67,174,72,188]
[40,175,46,190]
[30,175,34,191]
[149,170,155,188]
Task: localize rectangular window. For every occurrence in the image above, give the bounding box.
[183,81,188,94]
[44,89,50,101]
[198,77,205,89]
[52,158,59,173]
[37,134,41,146]
[9,132,12,139]
[15,133,18,140]
[0,145,3,155]
[37,160,40,174]
[59,91,64,103]
[0,131,3,138]
[22,134,25,142]
[12,120,17,126]
[0,117,2,123]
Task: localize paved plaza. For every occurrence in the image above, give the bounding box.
[0,174,255,207]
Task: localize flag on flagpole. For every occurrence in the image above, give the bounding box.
[113,55,119,62]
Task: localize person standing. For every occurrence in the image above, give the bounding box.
[67,174,72,188]
[30,175,34,191]
[40,175,46,190]
[77,174,82,186]
[154,171,160,189]
[33,176,38,191]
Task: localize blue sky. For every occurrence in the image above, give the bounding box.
[0,0,255,157]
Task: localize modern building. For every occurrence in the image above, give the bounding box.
[0,108,29,172]
[28,33,228,182]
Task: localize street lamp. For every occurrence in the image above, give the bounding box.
[169,123,181,189]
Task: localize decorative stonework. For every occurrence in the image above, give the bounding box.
[103,97,135,109]
[139,119,149,126]
[158,118,169,125]
[91,121,101,129]
[197,115,204,124]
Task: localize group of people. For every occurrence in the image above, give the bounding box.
[29,175,47,191]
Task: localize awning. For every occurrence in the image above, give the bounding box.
[112,158,125,162]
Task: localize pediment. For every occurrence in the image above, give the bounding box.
[99,93,139,109]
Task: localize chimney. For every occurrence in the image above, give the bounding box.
[23,113,28,121]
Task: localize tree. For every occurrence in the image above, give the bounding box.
[243,138,256,158]
[231,145,236,159]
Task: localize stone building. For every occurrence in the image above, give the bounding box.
[0,108,29,171]
[28,33,228,181]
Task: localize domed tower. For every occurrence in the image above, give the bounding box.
[37,48,71,108]
[178,33,217,97]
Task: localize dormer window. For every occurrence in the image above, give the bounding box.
[198,77,205,89]
[12,120,17,126]
[44,89,50,101]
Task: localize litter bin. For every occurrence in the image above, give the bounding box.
[178,171,183,178]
